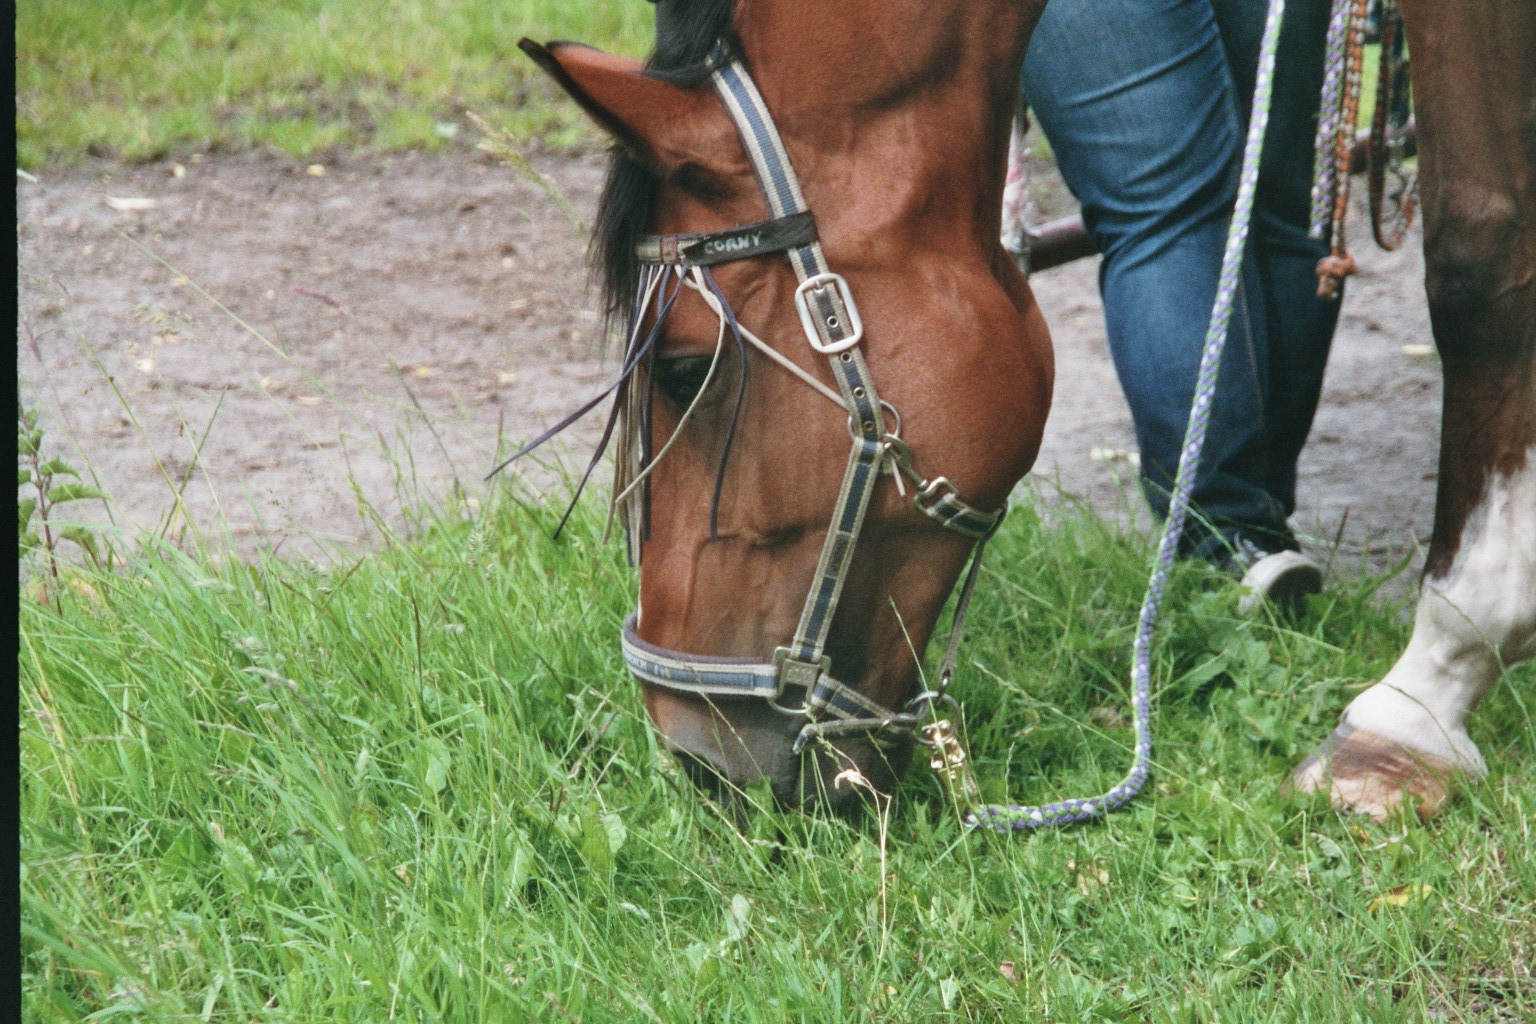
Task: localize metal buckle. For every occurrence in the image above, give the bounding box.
[794,272,864,354]
[769,647,830,715]
[914,476,960,512]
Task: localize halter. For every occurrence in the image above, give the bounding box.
[619,43,1005,754]
[519,0,1289,829]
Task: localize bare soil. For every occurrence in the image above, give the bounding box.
[17,149,1439,578]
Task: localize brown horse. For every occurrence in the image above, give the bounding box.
[522,0,1534,821]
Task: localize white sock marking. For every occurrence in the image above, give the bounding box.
[1341,449,1536,771]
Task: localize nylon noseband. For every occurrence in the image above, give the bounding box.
[621,45,1005,753]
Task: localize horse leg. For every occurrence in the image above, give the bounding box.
[1292,0,1536,821]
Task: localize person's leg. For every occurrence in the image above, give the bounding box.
[1022,0,1290,557]
[1213,0,1341,516]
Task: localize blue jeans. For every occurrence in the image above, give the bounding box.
[1022,0,1339,559]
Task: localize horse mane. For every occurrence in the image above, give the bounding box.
[592,0,737,335]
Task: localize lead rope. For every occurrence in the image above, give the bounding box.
[1310,0,1370,299]
[967,0,1288,831]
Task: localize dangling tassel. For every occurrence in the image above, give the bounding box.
[487,263,680,539]
[607,265,663,555]
[609,268,733,547]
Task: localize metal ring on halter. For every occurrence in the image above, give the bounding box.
[794,272,864,354]
[846,400,901,443]
[906,691,962,739]
[769,693,811,717]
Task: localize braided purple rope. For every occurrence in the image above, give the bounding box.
[1309,0,1354,238]
[969,0,1289,832]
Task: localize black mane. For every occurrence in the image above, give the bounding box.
[592,0,736,333]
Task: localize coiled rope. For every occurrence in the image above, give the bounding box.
[1311,0,1371,299]
[1365,0,1417,251]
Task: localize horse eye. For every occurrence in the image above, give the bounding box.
[653,356,714,407]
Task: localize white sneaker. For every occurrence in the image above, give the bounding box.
[1236,548,1323,615]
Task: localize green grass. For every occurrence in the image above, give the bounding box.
[20,491,1535,1022]
[15,0,653,168]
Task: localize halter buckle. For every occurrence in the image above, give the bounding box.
[914,475,960,512]
[794,272,864,354]
[769,647,831,715]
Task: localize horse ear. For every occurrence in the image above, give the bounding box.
[519,39,716,171]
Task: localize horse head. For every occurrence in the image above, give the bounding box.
[522,0,1052,812]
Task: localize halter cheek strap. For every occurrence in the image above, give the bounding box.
[620,45,1004,751]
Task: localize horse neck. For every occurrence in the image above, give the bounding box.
[735,1,1041,255]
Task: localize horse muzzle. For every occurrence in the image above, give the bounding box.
[644,683,918,814]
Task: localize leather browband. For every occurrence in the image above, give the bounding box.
[636,210,817,267]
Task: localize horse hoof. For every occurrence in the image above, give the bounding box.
[1289,724,1463,823]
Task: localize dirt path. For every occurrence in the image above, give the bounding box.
[17,150,1438,577]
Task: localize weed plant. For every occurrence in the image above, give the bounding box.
[19,483,1535,1022]
[18,399,114,586]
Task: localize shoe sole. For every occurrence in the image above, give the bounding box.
[1238,550,1323,615]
